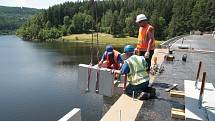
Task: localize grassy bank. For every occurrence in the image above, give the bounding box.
[62,33,163,47]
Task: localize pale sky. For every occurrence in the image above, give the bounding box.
[0,0,80,9]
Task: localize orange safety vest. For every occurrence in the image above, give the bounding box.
[137,24,156,51]
[105,50,120,69]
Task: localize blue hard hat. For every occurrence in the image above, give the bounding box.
[124,45,134,53]
[106,45,113,54]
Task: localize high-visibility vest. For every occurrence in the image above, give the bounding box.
[125,55,149,85]
[137,24,156,51]
[105,50,120,69]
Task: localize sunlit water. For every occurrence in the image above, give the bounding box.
[0,35,119,121]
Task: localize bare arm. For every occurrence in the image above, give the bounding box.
[146,30,154,52]
[113,70,121,75]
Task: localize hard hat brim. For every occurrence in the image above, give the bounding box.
[107,52,113,54]
[136,19,147,23]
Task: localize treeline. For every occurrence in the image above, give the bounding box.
[16,0,215,41]
[0,6,39,35]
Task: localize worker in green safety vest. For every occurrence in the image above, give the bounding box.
[113,45,155,98]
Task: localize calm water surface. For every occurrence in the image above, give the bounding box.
[0,35,118,121]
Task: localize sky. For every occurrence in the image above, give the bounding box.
[0,0,80,9]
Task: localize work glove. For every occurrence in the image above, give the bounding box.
[144,51,150,58]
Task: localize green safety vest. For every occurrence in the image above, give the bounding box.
[120,53,126,61]
[125,55,149,85]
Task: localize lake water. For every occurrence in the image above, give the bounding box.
[0,35,119,121]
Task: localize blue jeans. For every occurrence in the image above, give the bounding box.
[125,81,149,97]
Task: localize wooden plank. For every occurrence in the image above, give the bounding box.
[170,90,185,98]
[100,94,143,121]
[172,108,185,112]
[171,108,185,119]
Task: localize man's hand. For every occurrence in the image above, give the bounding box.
[144,51,150,58]
[134,48,138,55]
[98,61,102,68]
[111,69,121,75]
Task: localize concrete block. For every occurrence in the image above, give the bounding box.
[100,94,143,121]
[58,108,81,121]
[78,64,114,97]
[78,64,90,92]
[88,67,98,93]
[184,80,215,121]
[98,68,114,97]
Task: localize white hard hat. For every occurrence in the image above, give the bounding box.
[136,14,147,23]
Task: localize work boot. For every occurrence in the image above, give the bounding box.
[149,87,156,99]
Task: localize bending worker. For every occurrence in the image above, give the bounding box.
[136,14,156,71]
[113,45,150,97]
[98,45,123,70]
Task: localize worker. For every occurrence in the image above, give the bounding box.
[113,45,155,98]
[135,14,156,71]
[98,45,123,70]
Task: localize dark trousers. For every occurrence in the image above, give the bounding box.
[138,50,154,71]
[125,81,149,97]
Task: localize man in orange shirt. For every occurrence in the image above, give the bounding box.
[135,14,156,71]
[98,45,123,70]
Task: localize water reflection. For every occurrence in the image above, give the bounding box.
[0,36,124,121]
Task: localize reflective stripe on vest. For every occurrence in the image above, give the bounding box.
[125,55,149,85]
[105,50,120,69]
[137,24,155,51]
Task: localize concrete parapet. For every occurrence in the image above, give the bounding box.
[58,108,81,121]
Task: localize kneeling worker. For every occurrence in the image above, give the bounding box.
[113,45,154,98]
[98,45,123,70]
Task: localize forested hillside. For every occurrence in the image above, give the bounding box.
[16,0,215,41]
[0,6,38,35]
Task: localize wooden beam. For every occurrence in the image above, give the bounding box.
[199,72,206,97]
[171,108,185,119]
[199,72,206,108]
[170,90,185,98]
[196,61,202,81]
[100,94,143,121]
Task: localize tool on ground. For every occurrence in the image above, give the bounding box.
[182,54,187,62]
[166,55,175,61]
[165,83,178,92]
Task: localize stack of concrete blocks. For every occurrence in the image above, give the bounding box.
[78,64,114,97]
